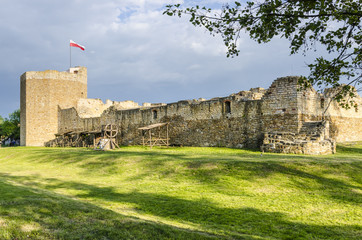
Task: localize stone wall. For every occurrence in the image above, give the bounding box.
[261,77,301,133]
[20,67,87,146]
[17,68,359,154]
[53,76,362,154]
[76,98,141,118]
[57,93,265,148]
[261,121,336,155]
[297,84,362,142]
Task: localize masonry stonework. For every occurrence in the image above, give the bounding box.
[20,67,87,146]
[20,67,362,154]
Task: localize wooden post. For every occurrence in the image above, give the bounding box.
[149,129,152,149]
[166,123,169,146]
[142,130,145,147]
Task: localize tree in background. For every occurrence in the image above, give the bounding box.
[164,0,361,108]
[0,109,20,142]
[0,115,4,142]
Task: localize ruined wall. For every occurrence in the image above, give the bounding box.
[324,98,361,142]
[51,76,362,151]
[298,84,362,142]
[76,98,141,118]
[262,121,336,155]
[20,67,87,146]
[58,88,267,148]
[261,77,300,133]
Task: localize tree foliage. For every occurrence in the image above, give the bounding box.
[0,109,20,140]
[164,0,362,108]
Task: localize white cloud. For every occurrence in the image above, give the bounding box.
[0,0,316,117]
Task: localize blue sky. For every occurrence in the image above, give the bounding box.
[0,0,318,118]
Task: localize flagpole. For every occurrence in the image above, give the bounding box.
[70,42,72,69]
[69,40,85,69]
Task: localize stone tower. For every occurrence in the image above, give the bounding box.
[20,67,87,146]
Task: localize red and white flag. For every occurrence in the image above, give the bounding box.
[70,40,85,51]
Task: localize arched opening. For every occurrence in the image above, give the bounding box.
[152,110,158,119]
[224,101,231,114]
[321,98,325,109]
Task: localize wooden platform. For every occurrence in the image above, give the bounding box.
[138,123,169,148]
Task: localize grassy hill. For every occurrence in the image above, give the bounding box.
[0,144,361,239]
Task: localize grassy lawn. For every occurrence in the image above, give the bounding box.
[0,143,361,239]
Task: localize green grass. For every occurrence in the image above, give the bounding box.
[0,143,361,239]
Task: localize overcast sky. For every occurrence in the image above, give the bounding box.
[0,0,322,118]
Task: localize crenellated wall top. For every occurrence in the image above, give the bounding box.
[21,66,87,85]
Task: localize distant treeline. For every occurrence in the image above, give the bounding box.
[0,109,20,142]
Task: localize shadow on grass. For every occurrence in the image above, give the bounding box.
[0,176,224,240]
[337,145,362,155]
[22,148,191,175]
[215,161,362,204]
[1,173,361,240]
[19,146,360,176]
[6,147,362,205]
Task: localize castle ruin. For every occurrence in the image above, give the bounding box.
[20,67,362,154]
[20,67,87,146]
